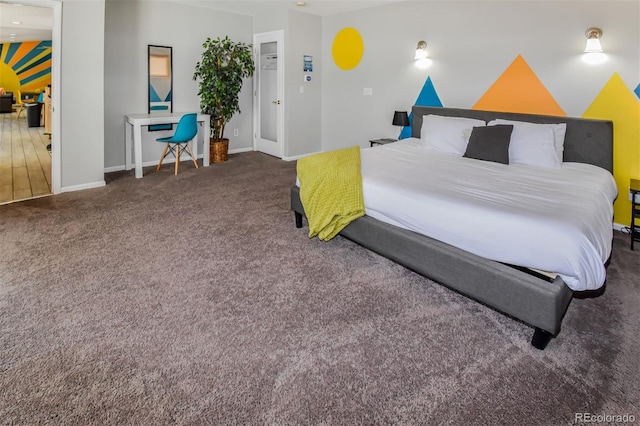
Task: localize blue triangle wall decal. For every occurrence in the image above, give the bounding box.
[399,76,443,139]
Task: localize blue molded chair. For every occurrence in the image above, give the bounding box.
[155,113,199,175]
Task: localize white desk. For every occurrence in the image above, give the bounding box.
[124,112,210,178]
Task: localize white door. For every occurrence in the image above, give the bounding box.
[253,31,284,158]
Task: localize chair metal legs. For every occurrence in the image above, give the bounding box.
[156,142,199,175]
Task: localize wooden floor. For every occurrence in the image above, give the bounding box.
[0,110,51,204]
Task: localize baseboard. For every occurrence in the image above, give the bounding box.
[105,148,255,173]
[229,147,253,154]
[61,180,106,193]
[283,151,321,161]
[613,222,629,232]
[104,165,125,173]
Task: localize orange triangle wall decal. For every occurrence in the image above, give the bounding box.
[472,55,566,116]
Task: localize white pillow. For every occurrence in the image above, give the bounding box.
[421,115,486,155]
[488,119,560,169]
[489,119,566,164]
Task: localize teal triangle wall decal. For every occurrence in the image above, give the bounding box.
[399,76,443,139]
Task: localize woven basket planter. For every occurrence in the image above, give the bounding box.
[210,138,229,163]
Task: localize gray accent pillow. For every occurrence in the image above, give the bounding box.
[463,125,513,164]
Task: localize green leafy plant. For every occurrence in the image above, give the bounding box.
[193,36,255,140]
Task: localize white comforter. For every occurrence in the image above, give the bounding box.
[361,138,617,291]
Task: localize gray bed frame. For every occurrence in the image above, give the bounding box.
[291,106,613,350]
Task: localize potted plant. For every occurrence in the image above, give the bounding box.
[193,36,255,163]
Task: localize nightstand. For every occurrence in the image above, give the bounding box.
[369,138,397,147]
[630,178,640,250]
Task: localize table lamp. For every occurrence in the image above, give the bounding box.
[393,111,409,127]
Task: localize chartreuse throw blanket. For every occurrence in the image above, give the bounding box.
[297,146,365,241]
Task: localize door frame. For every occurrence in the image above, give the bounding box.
[252,30,285,159]
[5,0,61,194]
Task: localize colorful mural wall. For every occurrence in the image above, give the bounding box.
[419,59,638,227]
[331,24,639,227]
[0,40,52,97]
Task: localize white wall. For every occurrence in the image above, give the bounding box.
[252,8,288,35]
[104,0,253,170]
[285,11,322,159]
[60,0,106,190]
[54,0,638,189]
[321,1,640,152]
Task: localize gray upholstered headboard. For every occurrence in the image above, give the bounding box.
[411,106,613,173]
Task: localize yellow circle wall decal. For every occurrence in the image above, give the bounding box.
[332,27,364,70]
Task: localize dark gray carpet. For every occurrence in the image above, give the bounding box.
[1,152,638,425]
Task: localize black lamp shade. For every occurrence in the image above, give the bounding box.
[393,111,409,126]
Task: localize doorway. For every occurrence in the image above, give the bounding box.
[253,30,284,158]
[0,0,60,204]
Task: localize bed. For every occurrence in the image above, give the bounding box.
[291,106,615,350]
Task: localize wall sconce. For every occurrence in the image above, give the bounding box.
[414,41,427,59]
[582,27,606,65]
[414,40,432,69]
[392,111,409,127]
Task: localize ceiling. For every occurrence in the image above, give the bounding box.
[0,0,402,44]
[177,0,404,17]
[0,2,53,43]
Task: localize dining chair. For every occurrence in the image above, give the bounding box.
[155,113,199,175]
[14,90,26,117]
[14,90,37,118]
